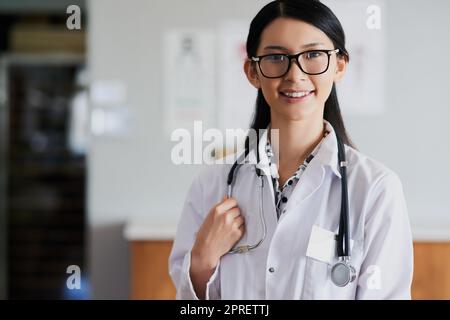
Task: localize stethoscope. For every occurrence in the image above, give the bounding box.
[225,130,356,287]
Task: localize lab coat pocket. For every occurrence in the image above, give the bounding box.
[302,225,361,299]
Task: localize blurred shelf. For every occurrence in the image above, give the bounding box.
[3,53,86,299]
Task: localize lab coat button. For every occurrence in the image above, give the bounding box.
[268,267,275,273]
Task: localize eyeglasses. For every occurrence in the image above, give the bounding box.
[251,49,340,78]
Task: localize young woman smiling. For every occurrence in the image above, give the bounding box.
[169,0,413,300]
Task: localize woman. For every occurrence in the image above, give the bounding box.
[169,0,413,300]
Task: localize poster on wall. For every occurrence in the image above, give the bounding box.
[324,0,386,115]
[163,29,215,135]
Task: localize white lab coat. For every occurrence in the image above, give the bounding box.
[169,120,414,300]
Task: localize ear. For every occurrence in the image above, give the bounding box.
[244,59,261,89]
[333,56,347,83]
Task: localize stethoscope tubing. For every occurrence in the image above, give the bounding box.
[225,131,352,265]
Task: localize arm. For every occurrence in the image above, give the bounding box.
[169,173,244,300]
[168,176,221,300]
[189,247,220,300]
[356,172,414,299]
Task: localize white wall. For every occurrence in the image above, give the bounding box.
[87,0,450,298]
[87,0,270,299]
[345,0,450,229]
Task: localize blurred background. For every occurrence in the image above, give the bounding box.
[0,0,449,300]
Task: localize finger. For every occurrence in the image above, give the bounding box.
[238,223,245,233]
[234,215,245,228]
[217,197,237,213]
[225,207,241,220]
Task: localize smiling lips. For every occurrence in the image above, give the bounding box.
[280,89,315,98]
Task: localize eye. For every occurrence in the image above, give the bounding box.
[304,51,323,59]
[263,54,287,63]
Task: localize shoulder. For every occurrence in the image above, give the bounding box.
[193,151,253,184]
[344,144,403,190]
[188,157,238,209]
[193,164,228,190]
[344,145,407,221]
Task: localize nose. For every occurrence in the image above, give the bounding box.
[284,58,307,82]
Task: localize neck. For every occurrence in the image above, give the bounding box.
[269,116,325,169]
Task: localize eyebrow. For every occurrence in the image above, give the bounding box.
[263,42,326,52]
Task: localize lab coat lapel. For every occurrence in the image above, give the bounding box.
[254,127,271,177]
[290,159,326,206]
[289,119,342,207]
[315,120,342,179]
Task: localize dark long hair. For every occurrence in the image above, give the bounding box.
[245,0,356,149]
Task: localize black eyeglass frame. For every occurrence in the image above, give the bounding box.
[251,48,340,78]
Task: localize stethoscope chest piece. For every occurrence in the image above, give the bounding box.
[330,257,356,287]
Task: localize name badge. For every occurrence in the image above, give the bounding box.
[306,226,337,264]
[306,225,354,265]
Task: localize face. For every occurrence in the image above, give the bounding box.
[244,18,347,122]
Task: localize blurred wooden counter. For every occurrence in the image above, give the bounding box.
[129,240,450,300]
[412,242,450,299]
[130,241,176,300]
[125,222,177,299]
[125,222,450,299]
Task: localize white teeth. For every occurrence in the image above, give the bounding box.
[283,91,312,98]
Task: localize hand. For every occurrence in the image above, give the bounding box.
[191,196,245,269]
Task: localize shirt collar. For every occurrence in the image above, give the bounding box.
[255,119,342,179]
[314,119,342,179]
